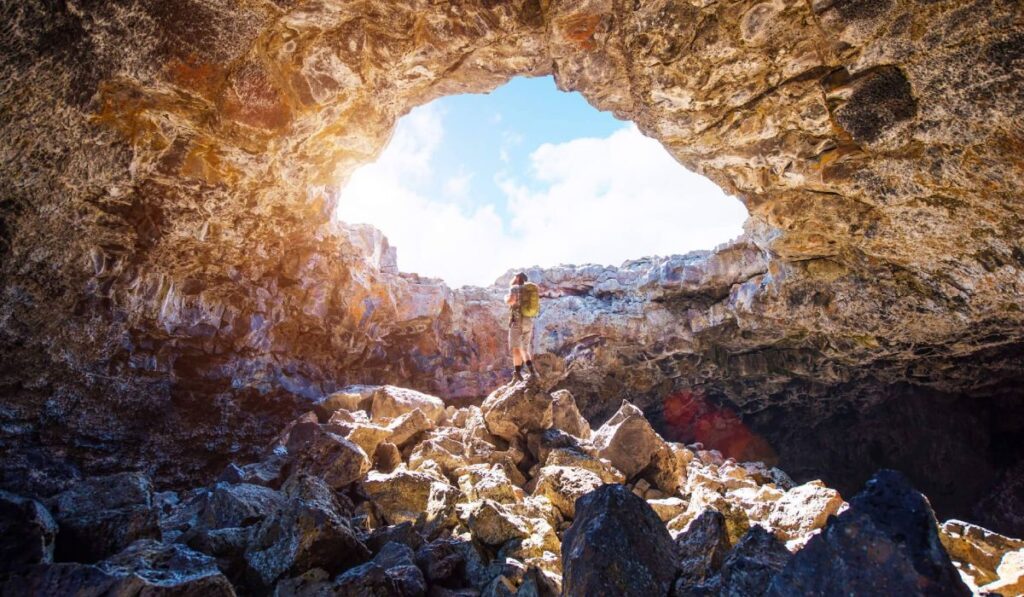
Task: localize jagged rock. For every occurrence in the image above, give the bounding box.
[333,421,393,459]
[198,482,284,530]
[648,496,688,524]
[370,386,446,425]
[0,491,58,577]
[387,409,434,448]
[701,526,792,597]
[766,480,844,542]
[532,466,605,519]
[48,472,160,563]
[329,541,426,597]
[591,401,665,481]
[244,475,369,589]
[939,519,1024,588]
[462,500,531,547]
[365,522,425,555]
[549,390,591,440]
[562,484,677,597]
[458,464,523,504]
[284,425,371,490]
[218,456,288,489]
[481,382,553,442]
[543,448,625,484]
[767,470,970,596]
[415,538,489,588]
[315,389,373,420]
[674,510,730,588]
[101,539,236,595]
[683,485,751,546]
[983,549,1024,596]
[526,429,583,467]
[5,540,236,595]
[363,468,460,530]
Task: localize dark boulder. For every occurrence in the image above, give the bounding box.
[674,509,730,588]
[767,469,971,596]
[0,491,58,578]
[243,474,369,590]
[48,472,160,563]
[3,540,235,596]
[711,526,791,597]
[562,484,677,597]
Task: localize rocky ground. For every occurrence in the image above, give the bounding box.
[2,382,1021,596]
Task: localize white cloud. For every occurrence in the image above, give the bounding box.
[442,170,473,200]
[333,106,748,288]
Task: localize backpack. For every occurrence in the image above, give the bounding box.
[520,282,540,318]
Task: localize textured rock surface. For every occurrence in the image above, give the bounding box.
[562,484,678,597]
[0,0,1022,544]
[767,469,970,596]
[1,384,1014,595]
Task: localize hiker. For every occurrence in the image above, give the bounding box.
[505,272,539,382]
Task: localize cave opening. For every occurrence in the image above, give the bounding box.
[331,75,749,288]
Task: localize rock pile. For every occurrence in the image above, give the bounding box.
[1,383,1020,595]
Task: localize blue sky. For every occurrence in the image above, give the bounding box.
[334,75,749,287]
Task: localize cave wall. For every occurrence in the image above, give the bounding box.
[1,0,1023,533]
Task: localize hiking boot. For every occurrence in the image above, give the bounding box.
[511,370,524,383]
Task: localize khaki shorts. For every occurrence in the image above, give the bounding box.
[508,316,535,352]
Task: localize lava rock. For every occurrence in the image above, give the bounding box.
[561,484,677,596]
[674,509,730,588]
[480,382,554,442]
[705,526,791,596]
[549,390,591,440]
[284,425,371,490]
[532,465,605,519]
[370,386,446,425]
[244,474,369,590]
[48,472,160,563]
[0,491,58,577]
[4,540,235,596]
[767,469,970,596]
[591,401,665,480]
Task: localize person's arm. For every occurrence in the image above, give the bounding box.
[505,287,519,306]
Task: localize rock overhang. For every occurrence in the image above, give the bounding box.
[0,0,1022,537]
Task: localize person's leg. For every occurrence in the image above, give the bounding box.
[523,320,537,377]
[509,324,525,382]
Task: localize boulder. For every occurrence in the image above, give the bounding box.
[331,541,426,597]
[939,518,1024,587]
[702,526,792,596]
[561,484,677,597]
[415,538,489,588]
[363,468,458,527]
[480,382,553,442]
[197,482,284,530]
[244,474,369,589]
[218,455,288,489]
[983,548,1024,595]
[767,470,970,596]
[100,539,236,595]
[387,409,433,448]
[648,497,687,523]
[462,500,531,547]
[674,509,730,587]
[591,401,664,480]
[550,390,591,440]
[532,466,605,519]
[458,464,523,504]
[315,389,373,420]
[766,480,845,542]
[0,491,58,576]
[544,448,625,484]
[370,386,446,424]
[48,472,160,563]
[285,426,371,490]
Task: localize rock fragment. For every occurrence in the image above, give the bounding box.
[561,484,677,596]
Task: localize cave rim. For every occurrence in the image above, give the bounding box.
[327,74,753,289]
